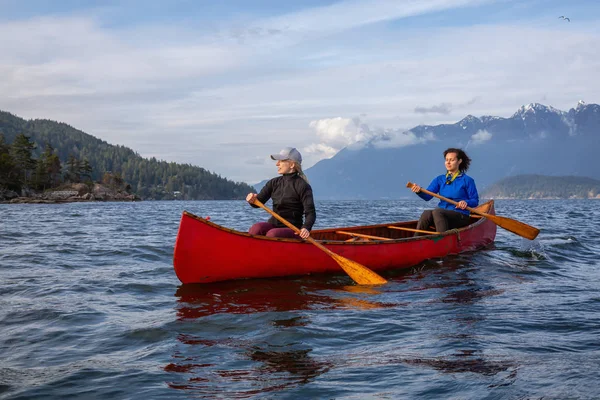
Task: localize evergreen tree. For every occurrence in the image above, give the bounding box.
[32,157,48,190]
[80,158,93,182]
[0,133,18,189]
[65,155,81,183]
[9,134,37,187]
[42,143,62,188]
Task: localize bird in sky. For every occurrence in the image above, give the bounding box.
[559,16,571,22]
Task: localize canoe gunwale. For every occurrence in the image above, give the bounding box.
[181,200,495,245]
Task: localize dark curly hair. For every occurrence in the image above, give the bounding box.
[443,148,471,172]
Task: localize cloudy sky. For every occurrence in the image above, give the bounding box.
[1,0,599,184]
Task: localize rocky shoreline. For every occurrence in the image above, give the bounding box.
[1,183,140,204]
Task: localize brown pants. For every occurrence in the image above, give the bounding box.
[415,208,470,235]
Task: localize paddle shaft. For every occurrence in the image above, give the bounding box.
[407,183,479,215]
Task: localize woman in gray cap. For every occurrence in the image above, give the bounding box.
[246,147,316,239]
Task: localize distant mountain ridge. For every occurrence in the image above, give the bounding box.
[256,101,599,199]
[482,175,600,199]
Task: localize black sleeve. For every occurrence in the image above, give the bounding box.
[250,178,273,208]
[299,182,316,231]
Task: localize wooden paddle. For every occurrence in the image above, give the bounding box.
[406,182,540,240]
[388,226,440,235]
[335,231,391,241]
[252,199,387,285]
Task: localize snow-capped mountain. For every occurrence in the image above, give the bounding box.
[263,102,600,199]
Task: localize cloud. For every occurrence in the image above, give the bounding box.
[305,117,379,158]
[303,143,340,160]
[0,0,599,184]
[414,103,453,114]
[240,0,498,43]
[372,130,436,149]
[414,98,481,115]
[562,115,577,136]
[468,129,493,147]
[306,117,435,155]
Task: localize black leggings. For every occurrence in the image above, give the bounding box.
[416,208,470,235]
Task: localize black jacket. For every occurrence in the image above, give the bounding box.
[253,173,316,230]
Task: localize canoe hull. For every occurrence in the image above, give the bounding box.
[173,202,497,284]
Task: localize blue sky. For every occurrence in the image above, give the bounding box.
[1,0,599,183]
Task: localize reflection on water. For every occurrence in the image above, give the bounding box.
[174,278,396,319]
[168,345,333,397]
[173,278,333,319]
[167,278,395,397]
[245,346,332,386]
[441,287,505,304]
[272,315,308,328]
[403,349,514,376]
[166,269,517,397]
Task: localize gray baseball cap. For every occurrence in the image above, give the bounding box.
[270,147,302,163]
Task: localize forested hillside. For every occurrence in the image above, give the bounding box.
[0,111,254,199]
[482,175,600,199]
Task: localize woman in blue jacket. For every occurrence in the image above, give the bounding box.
[410,148,479,234]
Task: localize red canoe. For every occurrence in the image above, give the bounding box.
[173,201,497,284]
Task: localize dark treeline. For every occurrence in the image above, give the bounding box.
[0,132,123,193]
[0,111,255,199]
[482,174,600,199]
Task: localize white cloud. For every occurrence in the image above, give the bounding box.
[307,117,370,149]
[306,117,434,155]
[248,0,496,39]
[562,115,577,136]
[373,130,435,149]
[414,103,453,114]
[0,16,241,98]
[470,129,493,145]
[303,143,340,160]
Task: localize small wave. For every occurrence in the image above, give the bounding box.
[538,236,578,246]
[507,249,547,260]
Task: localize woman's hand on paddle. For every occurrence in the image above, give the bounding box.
[246,193,257,204]
[298,228,310,239]
[456,200,467,210]
[411,184,421,193]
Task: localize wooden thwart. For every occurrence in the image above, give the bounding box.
[388,226,440,235]
[336,231,391,241]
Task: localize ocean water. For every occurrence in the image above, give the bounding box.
[1,199,599,399]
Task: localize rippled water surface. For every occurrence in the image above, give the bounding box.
[1,199,600,399]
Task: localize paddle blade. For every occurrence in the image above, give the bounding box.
[330,253,388,285]
[486,214,540,240]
